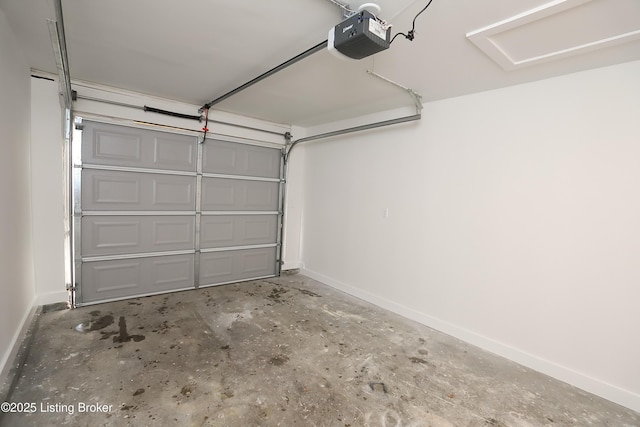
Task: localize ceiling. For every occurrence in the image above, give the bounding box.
[2,0,639,127]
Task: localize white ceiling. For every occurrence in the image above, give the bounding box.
[2,0,639,126]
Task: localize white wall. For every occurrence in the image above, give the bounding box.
[300,60,640,412]
[282,125,307,270]
[30,77,67,304]
[0,9,37,384]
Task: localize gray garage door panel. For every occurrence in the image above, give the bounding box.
[202,139,281,178]
[82,215,195,256]
[201,178,279,211]
[82,169,196,211]
[75,120,282,305]
[81,254,195,303]
[200,214,278,249]
[82,121,197,172]
[199,247,278,286]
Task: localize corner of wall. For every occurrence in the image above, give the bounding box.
[0,8,38,392]
[301,268,640,413]
[30,76,67,303]
[297,61,640,413]
[0,297,39,397]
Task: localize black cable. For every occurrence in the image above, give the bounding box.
[390,0,434,44]
[390,32,408,44]
[143,105,202,121]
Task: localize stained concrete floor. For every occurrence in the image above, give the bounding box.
[1,274,638,427]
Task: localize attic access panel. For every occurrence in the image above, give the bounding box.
[466,0,640,70]
[73,120,283,305]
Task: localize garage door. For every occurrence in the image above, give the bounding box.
[74,120,283,304]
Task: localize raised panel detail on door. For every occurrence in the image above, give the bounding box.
[83,170,195,211]
[152,180,193,206]
[201,178,279,211]
[152,256,194,286]
[244,249,274,274]
[82,121,196,171]
[82,216,195,256]
[200,215,277,248]
[89,173,140,205]
[199,247,277,286]
[90,130,141,163]
[153,218,194,246]
[202,139,281,178]
[81,254,194,303]
[152,136,196,171]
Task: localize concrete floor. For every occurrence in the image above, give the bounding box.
[1,274,638,427]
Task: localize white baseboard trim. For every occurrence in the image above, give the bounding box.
[37,290,69,306]
[0,297,38,395]
[301,268,640,413]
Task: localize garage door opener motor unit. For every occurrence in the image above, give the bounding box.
[328,10,391,59]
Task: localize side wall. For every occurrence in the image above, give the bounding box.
[283,125,307,271]
[0,10,37,385]
[301,60,640,412]
[30,77,67,305]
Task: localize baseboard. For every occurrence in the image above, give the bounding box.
[37,290,69,306]
[0,297,39,400]
[301,268,640,413]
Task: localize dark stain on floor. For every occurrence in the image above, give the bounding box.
[369,382,388,394]
[113,316,145,343]
[99,331,118,340]
[295,288,322,298]
[267,287,288,303]
[88,315,114,331]
[269,355,290,366]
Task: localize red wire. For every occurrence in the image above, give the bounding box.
[202,108,210,139]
